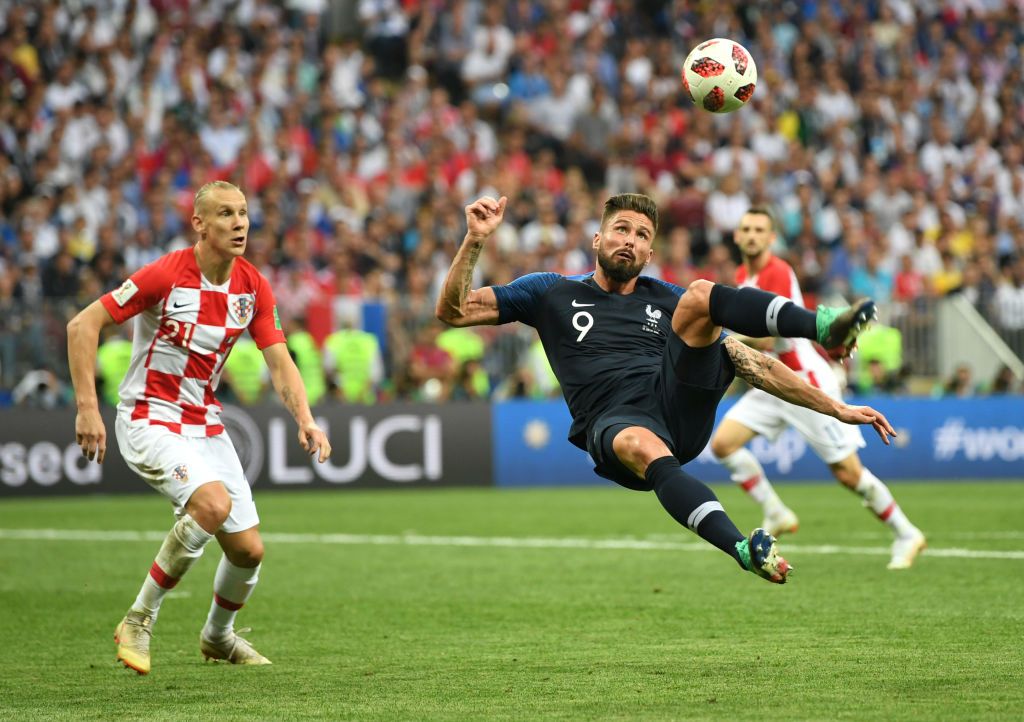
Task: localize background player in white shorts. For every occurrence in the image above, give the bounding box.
[710,209,926,570]
[67,181,332,674]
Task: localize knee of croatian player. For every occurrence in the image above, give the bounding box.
[186,482,233,532]
[709,432,739,460]
[232,537,265,567]
[829,453,863,489]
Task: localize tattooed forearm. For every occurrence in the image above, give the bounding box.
[723,336,839,416]
[457,243,483,299]
[436,237,498,326]
[724,336,774,389]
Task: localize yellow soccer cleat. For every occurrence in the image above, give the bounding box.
[200,628,272,665]
[114,610,153,675]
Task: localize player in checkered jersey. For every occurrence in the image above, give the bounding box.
[66,181,333,675]
[710,209,926,570]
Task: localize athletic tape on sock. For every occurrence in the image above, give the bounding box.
[765,296,788,337]
[686,501,724,531]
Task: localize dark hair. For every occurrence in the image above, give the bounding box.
[602,193,658,234]
[744,207,775,230]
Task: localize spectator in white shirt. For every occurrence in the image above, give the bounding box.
[705,174,751,246]
[461,3,514,104]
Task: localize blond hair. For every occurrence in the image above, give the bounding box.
[193,180,244,216]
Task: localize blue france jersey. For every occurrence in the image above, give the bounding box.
[493,272,685,448]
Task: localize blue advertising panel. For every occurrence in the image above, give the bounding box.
[492,397,1024,487]
[492,400,596,487]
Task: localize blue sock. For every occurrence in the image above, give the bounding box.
[645,456,746,568]
[708,284,817,339]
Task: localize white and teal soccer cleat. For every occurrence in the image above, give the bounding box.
[200,628,272,665]
[114,609,153,675]
[816,299,877,358]
[737,528,793,584]
[887,530,927,570]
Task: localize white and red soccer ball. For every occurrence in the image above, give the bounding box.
[682,38,758,114]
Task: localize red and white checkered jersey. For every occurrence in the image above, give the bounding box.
[735,255,834,388]
[100,248,286,436]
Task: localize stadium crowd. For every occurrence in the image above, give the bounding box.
[2,0,1024,405]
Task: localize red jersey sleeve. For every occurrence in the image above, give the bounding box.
[249,274,287,349]
[100,257,175,324]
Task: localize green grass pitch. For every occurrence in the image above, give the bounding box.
[1,481,1022,721]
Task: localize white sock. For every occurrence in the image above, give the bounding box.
[202,556,261,642]
[719,448,785,514]
[854,468,917,538]
[132,514,214,620]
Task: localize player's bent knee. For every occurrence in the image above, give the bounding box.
[681,280,713,312]
[611,428,641,462]
[233,540,264,568]
[611,427,667,470]
[186,483,233,530]
[829,458,861,488]
[673,280,717,338]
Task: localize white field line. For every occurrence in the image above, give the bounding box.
[646,530,1024,542]
[1,528,1023,561]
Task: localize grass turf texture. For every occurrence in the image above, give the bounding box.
[1,482,1022,721]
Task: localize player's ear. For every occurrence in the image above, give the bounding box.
[191,212,204,235]
[592,232,601,250]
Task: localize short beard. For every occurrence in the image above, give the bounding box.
[741,244,767,262]
[597,247,643,283]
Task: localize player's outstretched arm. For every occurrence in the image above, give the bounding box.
[67,301,117,463]
[435,195,507,327]
[723,336,897,445]
[262,343,332,463]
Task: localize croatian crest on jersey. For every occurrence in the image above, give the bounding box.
[171,464,189,483]
[232,296,254,325]
[642,304,664,335]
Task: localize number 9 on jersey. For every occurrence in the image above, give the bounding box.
[573,311,593,342]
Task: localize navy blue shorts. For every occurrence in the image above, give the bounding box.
[585,334,735,492]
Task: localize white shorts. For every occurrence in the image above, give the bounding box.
[115,415,259,533]
[723,385,865,465]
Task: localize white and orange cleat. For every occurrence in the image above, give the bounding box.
[887,529,926,570]
[114,610,153,675]
[200,629,272,665]
[764,507,800,538]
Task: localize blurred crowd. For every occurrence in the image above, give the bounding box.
[2,0,1024,403]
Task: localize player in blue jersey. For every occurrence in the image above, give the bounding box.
[436,194,894,583]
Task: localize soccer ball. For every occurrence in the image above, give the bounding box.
[681,38,758,114]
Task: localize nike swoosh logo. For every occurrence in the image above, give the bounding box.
[172,302,189,309]
[571,300,595,307]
